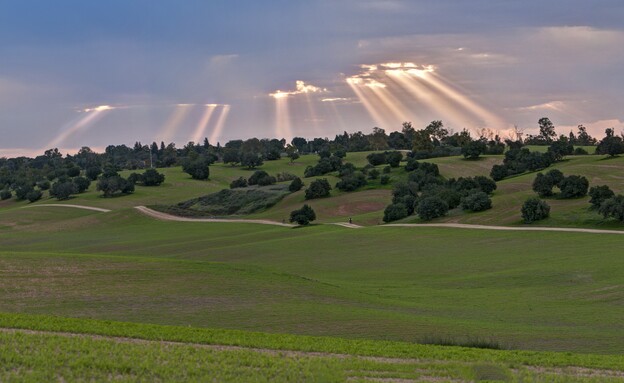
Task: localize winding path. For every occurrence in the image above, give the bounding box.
[22,204,111,213]
[134,206,295,227]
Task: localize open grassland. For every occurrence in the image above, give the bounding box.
[0,313,623,382]
[1,206,624,354]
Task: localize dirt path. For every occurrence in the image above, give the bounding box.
[384,223,624,235]
[22,204,111,213]
[330,222,364,229]
[134,206,295,227]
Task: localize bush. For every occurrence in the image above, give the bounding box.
[521,197,550,223]
[416,197,449,221]
[0,189,11,200]
[37,180,51,191]
[383,166,391,174]
[305,178,332,199]
[383,203,408,222]
[127,173,142,185]
[289,204,316,225]
[142,169,165,186]
[96,175,134,197]
[490,164,507,181]
[276,172,297,182]
[559,175,589,198]
[336,172,367,192]
[182,157,210,180]
[461,191,492,212]
[589,185,615,209]
[248,170,270,186]
[366,152,387,166]
[532,173,555,197]
[288,177,303,192]
[546,169,564,187]
[230,177,248,189]
[474,176,497,195]
[404,158,419,171]
[73,176,91,193]
[598,195,624,222]
[386,151,403,167]
[367,169,380,180]
[574,147,589,155]
[422,185,461,210]
[257,175,276,186]
[50,181,78,200]
[26,189,42,203]
[380,174,390,185]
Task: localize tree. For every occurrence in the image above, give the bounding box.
[248,170,270,185]
[66,166,81,177]
[305,179,332,199]
[241,152,264,169]
[336,171,367,191]
[461,140,487,160]
[222,148,241,165]
[596,128,624,157]
[460,191,492,212]
[490,164,508,181]
[383,203,408,222]
[559,175,589,198]
[72,176,91,193]
[50,181,78,200]
[538,117,557,144]
[285,145,299,163]
[182,157,210,180]
[598,195,624,222]
[288,177,303,192]
[521,197,550,223]
[289,204,316,225]
[96,175,134,197]
[532,173,555,197]
[474,176,497,195]
[386,151,403,167]
[416,196,449,221]
[141,169,165,186]
[0,189,11,200]
[589,185,615,209]
[366,152,387,166]
[547,137,574,161]
[26,189,42,203]
[85,166,102,181]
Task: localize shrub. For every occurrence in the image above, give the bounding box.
[26,189,42,203]
[305,179,332,199]
[73,176,91,193]
[461,140,487,160]
[366,152,387,166]
[474,176,497,194]
[142,169,165,186]
[490,164,507,181]
[386,151,403,167]
[532,173,555,197]
[589,185,615,209]
[248,170,270,186]
[521,197,550,223]
[598,195,624,222]
[461,191,492,212]
[36,180,51,191]
[50,181,78,200]
[404,158,419,171]
[230,177,248,189]
[383,166,391,174]
[0,189,11,200]
[422,185,461,210]
[85,166,102,181]
[257,175,276,186]
[275,172,297,182]
[182,157,210,180]
[380,174,390,185]
[96,175,134,197]
[367,169,380,180]
[289,204,316,225]
[383,203,408,222]
[559,175,589,198]
[288,177,303,192]
[336,172,366,192]
[574,147,589,155]
[416,197,449,221]
[66,167,81,177]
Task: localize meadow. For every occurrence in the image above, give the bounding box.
[2,150,624,380]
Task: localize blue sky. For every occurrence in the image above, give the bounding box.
[1,1,624,155]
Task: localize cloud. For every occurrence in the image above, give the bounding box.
[209,54,239,65]
[269,80,327,99]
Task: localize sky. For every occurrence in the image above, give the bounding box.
[1,0,624,157]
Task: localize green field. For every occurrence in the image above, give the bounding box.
[2,151,624,379]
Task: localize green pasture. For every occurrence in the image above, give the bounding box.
[0,313,622,382]
[1,206,624,354]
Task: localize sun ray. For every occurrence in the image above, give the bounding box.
[44,107,111,150]
[191,104,217,143]
[209,105,231,144]
[158,104,193,143]
[346,79,389,128]
[273,96,291,140]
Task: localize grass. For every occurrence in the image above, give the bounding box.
[0,313,623,382]
[1,206,624,354]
